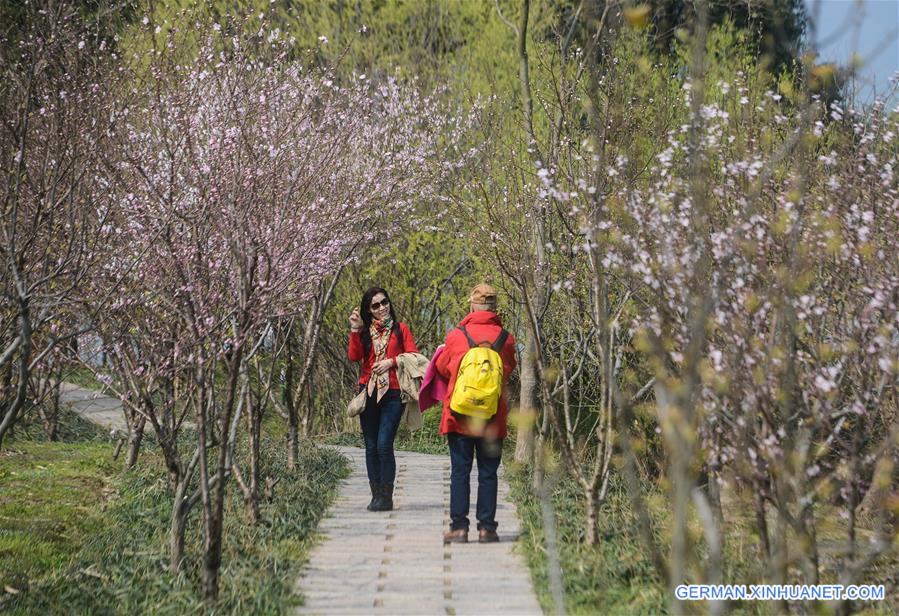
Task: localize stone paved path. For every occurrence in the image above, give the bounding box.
[296,446,542,615]
[59,382,128,434]
[60,383,542,614]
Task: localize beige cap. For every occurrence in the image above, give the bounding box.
[468,283,497,305]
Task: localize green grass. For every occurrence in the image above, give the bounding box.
[0,410,115,606]
[8,400,111,444]
[1,408,349,614]
[394,407,447,455]
[508,465,667,615]
[0,423,117,604]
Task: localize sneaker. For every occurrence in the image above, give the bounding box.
[443,528,469,544]
[478,529,499,543]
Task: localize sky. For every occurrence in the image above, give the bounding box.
[804,0,899,107]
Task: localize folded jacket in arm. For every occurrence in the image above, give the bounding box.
[394,351,431,431]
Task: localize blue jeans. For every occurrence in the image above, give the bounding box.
[448,432,502,532]
[359,389,404,485]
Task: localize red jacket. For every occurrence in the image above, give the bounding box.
[348,322,418,390]
[436,311,516,440]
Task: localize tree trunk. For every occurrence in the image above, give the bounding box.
[47,377,60,440]
[164,442,203,576]
[300,403,312,437]
[284,324,299,471]
[244,491,259,525]
[0,306,32,450]
[754,491,771,558]
[169,498,188,575]
[125,414,146,469]
[287,412,299,471]
[510,0,547,466]
[245,397,261,525]
[584,486,600,546]
[202,344,243,600]
[33,368,63,441]
[706,465,724,530]
[514,335,538,463]
[203,505,223,600]
[286,273,340,462]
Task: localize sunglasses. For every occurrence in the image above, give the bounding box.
[369,298,390,310]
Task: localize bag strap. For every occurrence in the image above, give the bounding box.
[458,326,508,352]
[458,325,478,349]
[490,329,509,353]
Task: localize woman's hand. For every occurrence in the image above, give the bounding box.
[371,359,393,375]
[349,308,363,331]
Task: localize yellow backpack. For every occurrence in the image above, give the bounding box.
[449,326,509,420]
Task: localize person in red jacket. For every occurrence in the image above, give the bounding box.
[436,283,516,544]
[348,286,418,512]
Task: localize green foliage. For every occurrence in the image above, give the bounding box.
[119,0,530,99]
[643,0,805,74]
[7,399,109,443]
[393,407,446,456]
[334,231,493,352]
[3,432,348,614]
[58,363,109,392]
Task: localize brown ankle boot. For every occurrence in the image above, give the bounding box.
[478,529,499,543]
[443,528,469,544]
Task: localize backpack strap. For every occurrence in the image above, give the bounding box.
[458,325,508,352]
[490,329,509,353]
[458,325,478,349]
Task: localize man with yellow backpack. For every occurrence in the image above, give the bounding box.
[435,283,517,544]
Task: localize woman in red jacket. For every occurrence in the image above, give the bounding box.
[348,287,418,512]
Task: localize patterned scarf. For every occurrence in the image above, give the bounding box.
[367,315,394,401]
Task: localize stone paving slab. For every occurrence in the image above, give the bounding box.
[59,381,128,434]
[296,446,542,615]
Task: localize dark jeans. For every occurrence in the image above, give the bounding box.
[359,389,404,485]
[448,432,503,532]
